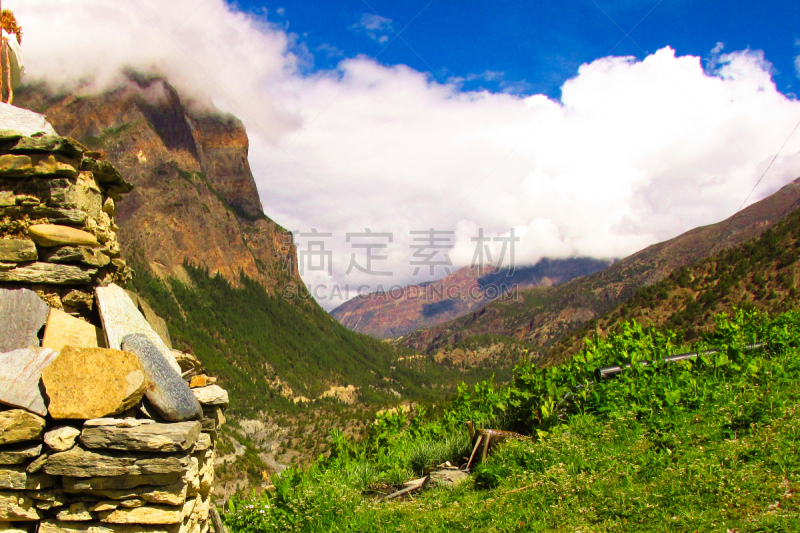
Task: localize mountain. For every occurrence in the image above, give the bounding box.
[399,177,800,360]
[548,200,800,363]
[331,258,610,339]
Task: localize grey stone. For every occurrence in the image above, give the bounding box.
[125,291,172,350]
[0,262,97,285]
[428,469,470,487]
[0,442,42,465]
[0,104,58,137]
[44,446,190,478]
[95,285,180,373]
[81,420,200,453]
[62,473,183,492]
[0,410,46,445]
[41,245,110,267]
[0,238,37,261]
[121,335,202,422]
[0,465,55,490]
[11,135,84,158]
[45,426,82,452]
[29,206,88,226]
[38,520,180,533]
[0,347,58,415]
[0,288,49,351]
[191,386,228,407]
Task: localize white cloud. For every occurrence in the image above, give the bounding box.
[350,13,393,44]
[10,0,800,310]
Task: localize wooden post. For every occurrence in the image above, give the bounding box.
[0,0,4,103]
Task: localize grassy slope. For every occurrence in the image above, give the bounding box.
[224,310,800,532]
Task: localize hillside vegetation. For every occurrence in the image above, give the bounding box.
[224,308,800,532]
[550,203,800,365]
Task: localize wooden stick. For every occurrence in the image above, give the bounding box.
[5,39,11,105]
[481,433,491,462]
[209,505,227,533]
[465,435,482,471]
[378,476,428,502]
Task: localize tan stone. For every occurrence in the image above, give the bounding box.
[57,502,94,521]
[0,191,14,207]
[99,506,183,525]
[44,425,82,452]
[0,521,27,533]
[45,447,190,478]
[42,309,105,352]
[34,154,79,178]
[0,410,46,445]
[39,520,180,533]
[62,473,182,493]
[0,491,41,520]
[0,465,56,490]
[0,238,37,262]
[89,502,119,512]
[42,346,146,420]
[191,386,228,407]
[28,225,98,247]
[0,442,42,465]
[0,154,33,177]
[188,376,216,389]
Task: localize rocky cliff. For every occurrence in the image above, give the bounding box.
[331,258,610,339]
[15,77,297,291]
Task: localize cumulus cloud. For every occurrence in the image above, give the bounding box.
[10,0,800,310]
[350,13,393,44]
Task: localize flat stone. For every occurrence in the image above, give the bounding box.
[194,433,211,453]
[0,410,46,445]
[99,505,183,525]
[191,386,228,407]
[57,502,94,521]
[41,346,146,420]
[0,238,37,262]
[172,351,202,375]
[39,520,179,533]
[65,481,187,507]
[0,104,58,138]
[28,225,98,247]
[95,285,180,373]
[26,489,68,505]
[0,154,33,177]
[201,407,225,430]
[0,490,41,520]
[90,502,119,512]
[44,446,190,478]
[0,442,42,465]
[124,291,172,350]
[42,308,105,352]
[121,335,201,422]
[0,288,49,352]
[44,426,82,452]
[0,465,55,490]
[62,473,182,493]
[0,262,97,285]
[34,154,79,178]
[0,191,14,207]
[41,246,110,268]
[81,421,200,453]
[0,347,58,415]
[83,419,155,429]
[29,207,88,226]
[11,135,85,158]
[188,376,215,389]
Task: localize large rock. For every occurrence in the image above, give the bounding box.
[42,308,105,352]
[191,386,228,407]
[29,206,87,225]
[0,238,37,261]
[28,225,98,247]
[95,285,179,373]
[44,446,189,478]
[0,409,46,445]
[0,288,49,351]
[56,502,94,522]
[81,420,200,453]
[0,347,58,415]
[62,473,182,493]
[0,442,42,465]
[0,465,55,490]
[121,335,202,422]
[44,426,82,452]
[0,490,41,520]
[125,291,172,350]
[41,346,146,419]
[0,262,97,285]
[0,105,58,137]
[39,520,180,533]
[99,505,183,525]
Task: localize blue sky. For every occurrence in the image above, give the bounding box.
[234,0,800,98]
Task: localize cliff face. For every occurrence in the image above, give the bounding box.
[331,258,610,339]
[15,77,298,291]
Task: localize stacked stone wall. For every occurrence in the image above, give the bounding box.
[0,130,228,533]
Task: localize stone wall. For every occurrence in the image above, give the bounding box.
[0,125,228,533]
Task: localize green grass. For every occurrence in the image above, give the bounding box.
[224,309,800,532]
